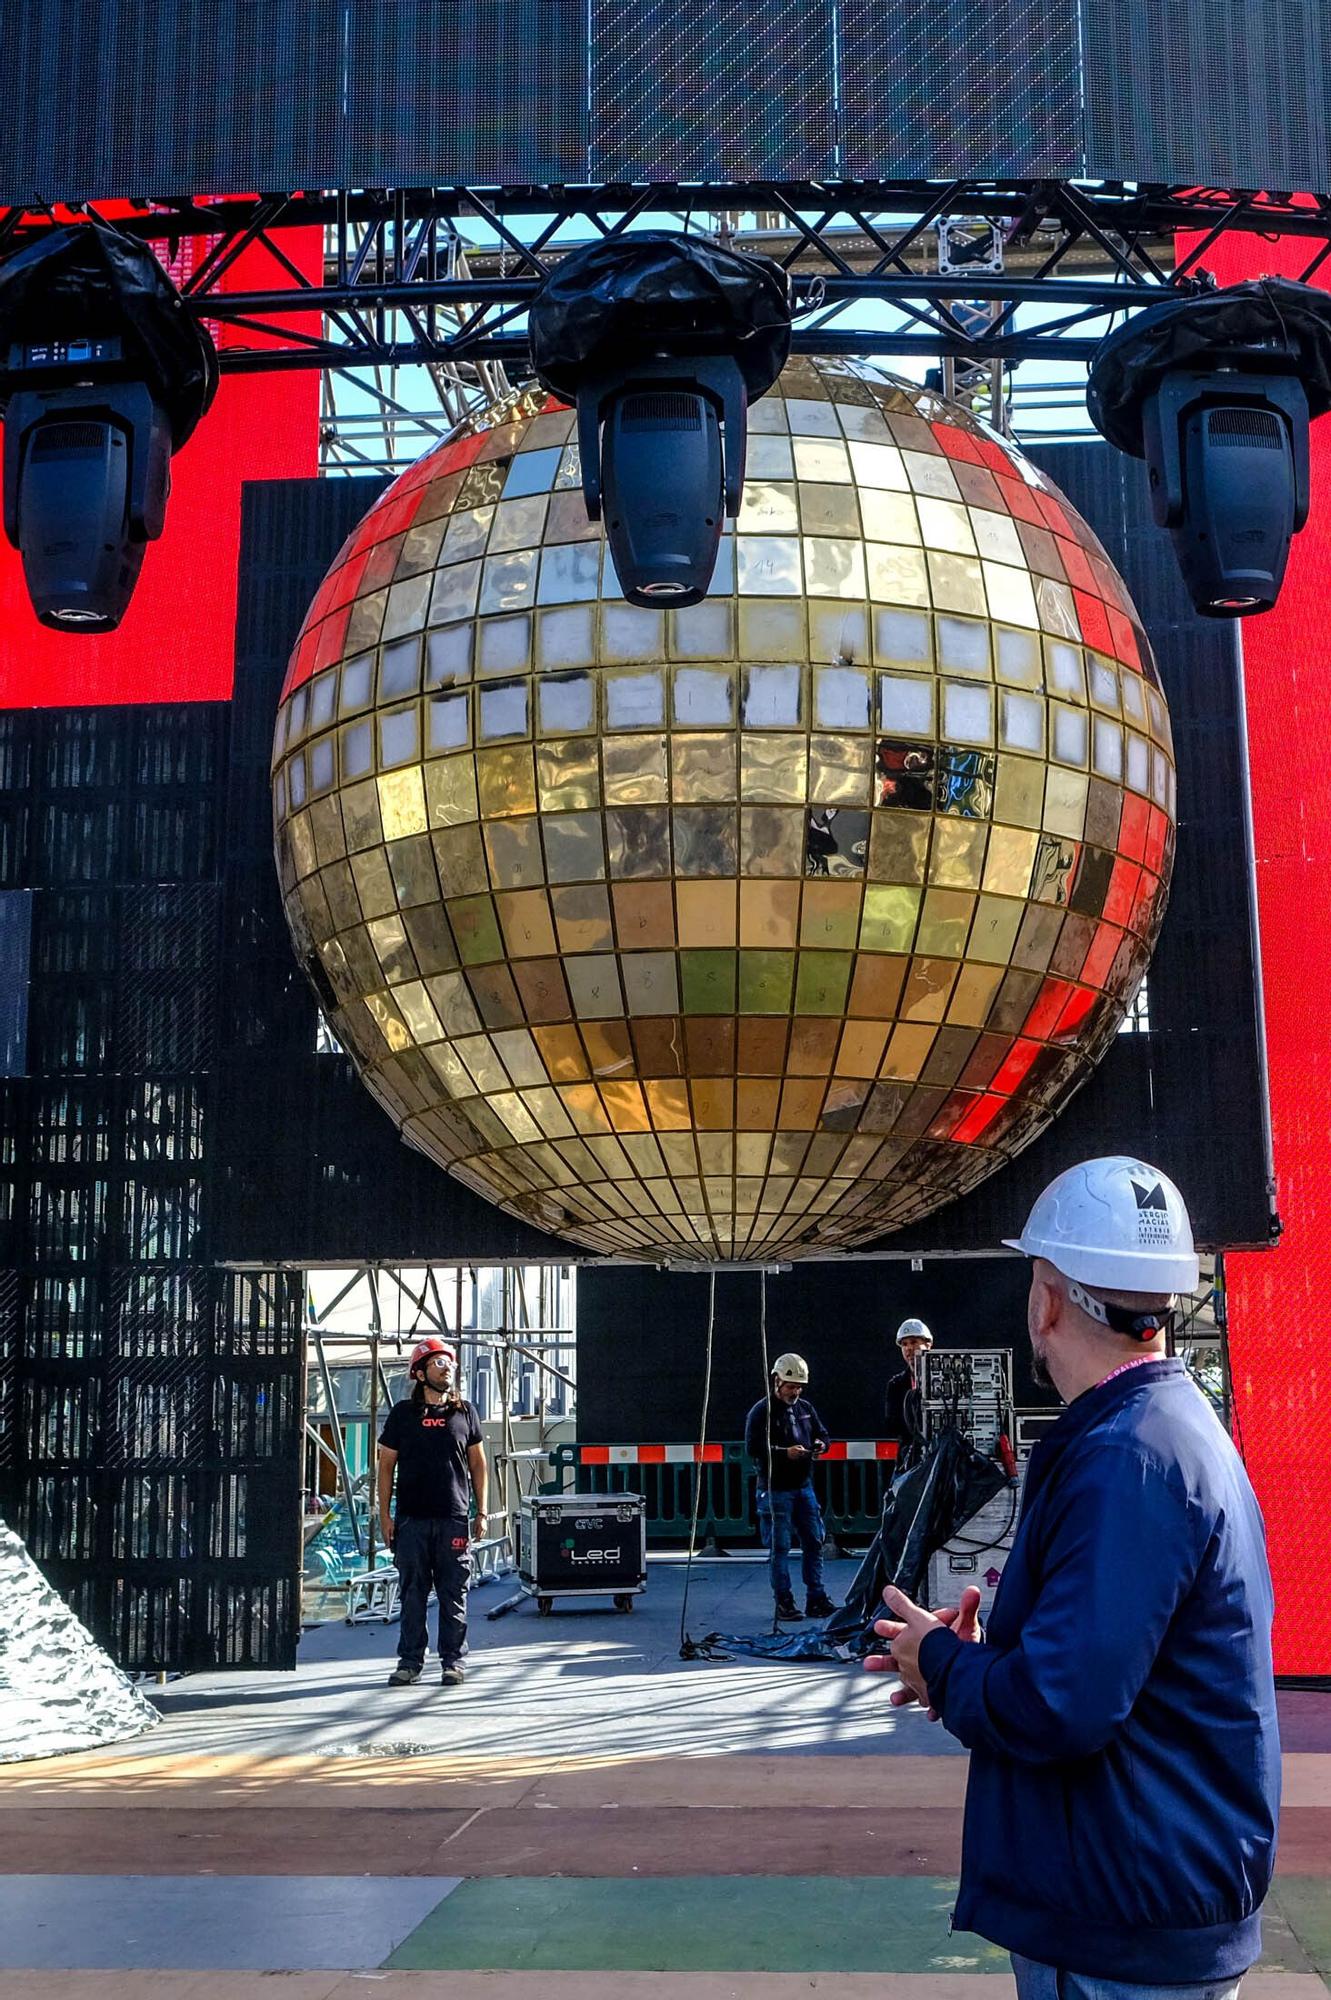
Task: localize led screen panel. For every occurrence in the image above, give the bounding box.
[2,0,1326,197]
[1083,0,1330,190]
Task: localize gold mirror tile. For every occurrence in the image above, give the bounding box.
[386,833,441,908]
[674,806,738,877]
[739,731,807,803]
[495,1024,551,1088]
[495,888,557,959]
[809,733,871,806]
[927,552,987,616]
[321,860,362,933]
[349,847,397,921]
[423,754,478,828]
[969,894,1026,965]
[1043,767,1089,841]
[738,600,807,664]
[340,776,384,852]
[982,824,1039,898]
[804,538,867,600]
[363,988,412,1054]
[430,821,488,898]
[917,888,976,957]
[669,600,736,660]
[287,811,317,881]
[929,817,988,889]
[799,878,862,950]
[603,731,669,805]
[537,736,601,811]
[739,480,799,533]
[737,535,804,596]
[621,951,681,1015]
[741,806,805,877]
[809,604,870,669]
[307,795,346,868]
[677,879,738,949]
[550,883,614,954]
[902,451,961,501]
[564,953,624,1019]
[422,1040,474,1099]
[859,883,921,954]
[799,482,861,538]
[483,815,544,890]
[447,894,503,966]
[606,805,671,879]
[867,543,930,607]
[671,731,737,804]
[741,878,801,949]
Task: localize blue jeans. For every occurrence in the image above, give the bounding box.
[1011,1953,1243,2000]
[756,1483,825,1601]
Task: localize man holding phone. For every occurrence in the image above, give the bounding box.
[745,1352,837,1623]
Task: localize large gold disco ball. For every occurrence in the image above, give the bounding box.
[273,361,1176,1262]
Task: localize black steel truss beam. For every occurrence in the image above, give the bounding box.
[4,181,1329,377]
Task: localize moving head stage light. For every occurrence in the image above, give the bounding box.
[0,221,218,631]
[1088,278,1331,618]
[529,233,791,606]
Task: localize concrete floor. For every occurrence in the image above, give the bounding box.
[0,1554,1328,1996]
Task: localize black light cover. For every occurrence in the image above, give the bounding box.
[529,232,791,607]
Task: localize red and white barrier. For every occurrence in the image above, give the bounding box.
[576,1440,898,1465]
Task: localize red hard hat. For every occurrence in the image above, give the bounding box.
[409,1336,456,1372]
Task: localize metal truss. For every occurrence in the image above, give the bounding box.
[5,180,1330,465]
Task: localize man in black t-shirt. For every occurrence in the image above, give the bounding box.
[377,1335,488,1688]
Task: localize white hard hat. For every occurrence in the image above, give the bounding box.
[895,1318,933,1346]
[771,1352,809,1384]
[1003,1156,1199,1295]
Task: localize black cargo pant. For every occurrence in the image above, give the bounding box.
[395,1515,471,1670]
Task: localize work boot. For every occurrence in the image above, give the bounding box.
[805,1592,837,1619]
[440,1663,465,1688]
[387,1663,421,1686]
[775,1593,802,1621]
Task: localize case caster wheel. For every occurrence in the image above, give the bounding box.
[537,1595,553,1617]
[614,1594,634,1612]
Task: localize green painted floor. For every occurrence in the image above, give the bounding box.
[386,1876,1331,1978]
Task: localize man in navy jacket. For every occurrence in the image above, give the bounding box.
[869,1157,1279,1999]
[745,1352,836,1622]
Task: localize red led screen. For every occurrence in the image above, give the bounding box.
[1183,227,1331,1678]
[0,226,321,709]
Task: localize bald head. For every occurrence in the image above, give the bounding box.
[1028,1258,1172,1401]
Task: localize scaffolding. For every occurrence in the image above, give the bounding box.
[302,1263,575,1616]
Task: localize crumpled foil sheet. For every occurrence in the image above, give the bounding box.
[0,1517,159,1764]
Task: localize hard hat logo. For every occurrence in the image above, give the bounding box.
[1130,1175,1176,1246]
[1002,1155,1200,1296]
[771,1352,809,1384]
[895,1317,933,1347]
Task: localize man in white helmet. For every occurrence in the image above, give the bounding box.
[744,1353,836,1622]
[867,1156,1278,1999]
[885,1316,933,1465]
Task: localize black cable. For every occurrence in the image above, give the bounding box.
[759,1266,780,1636]
[678,1271,716,1660]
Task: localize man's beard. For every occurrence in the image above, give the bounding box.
[1030,1339,1053,1389]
